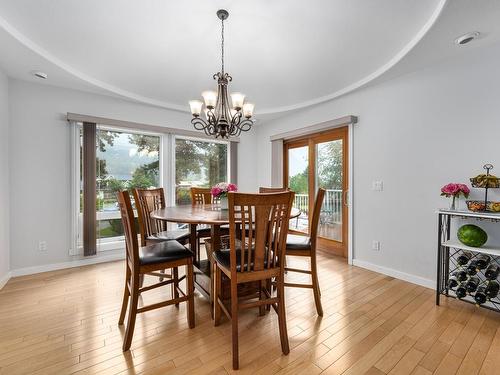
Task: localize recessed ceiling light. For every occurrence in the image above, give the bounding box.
[455,32,480,45]
[31,71,48,79]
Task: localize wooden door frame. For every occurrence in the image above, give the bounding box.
[283,126,349,258]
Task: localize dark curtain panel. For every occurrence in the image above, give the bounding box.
[82,122,97,256]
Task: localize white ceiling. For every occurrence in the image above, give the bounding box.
[0,0,499,115]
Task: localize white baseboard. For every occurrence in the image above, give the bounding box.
[0,271,11,290]
[352,259,434,289]
[10,253,125,278]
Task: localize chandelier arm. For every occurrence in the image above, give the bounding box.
[238,119,253,133]
[191,117,213,136]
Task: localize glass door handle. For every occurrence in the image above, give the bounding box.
[344,190,349,206]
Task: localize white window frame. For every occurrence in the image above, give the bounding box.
[70,123,164,255]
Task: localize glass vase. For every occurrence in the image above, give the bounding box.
[220,196,228,210]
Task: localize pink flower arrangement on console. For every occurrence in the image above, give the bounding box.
[441,183,470,210]
[211,182,238,198]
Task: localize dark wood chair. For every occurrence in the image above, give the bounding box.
[133,188,189,247]
[117,190,195,351]
[134,188,190,287]
[284,188,326,316]
[190,187,226,257]
[213,191,294,370]
[259,187,290,193]
[190,187,218,205]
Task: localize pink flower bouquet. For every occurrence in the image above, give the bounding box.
[441,183,470,210]
[440,183,470,198]
[211,182,237,198]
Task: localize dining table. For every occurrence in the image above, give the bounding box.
[151,204,300,298]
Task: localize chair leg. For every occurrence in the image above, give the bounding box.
[214,265,222,326]
[139,274,144,288]
[310,253,323,317]
[159,269,165,282]
[173,267,180,307]
[231,280,239,370]
[118,264,131,325]
[186,261,195,329]
[276,275,290,355]
[259,280,266,316]
[122,273,140,351]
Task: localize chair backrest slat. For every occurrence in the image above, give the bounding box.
[310,188,327,242]
[259,187,289,193]
[133,188,166,247]
[228,192,294,275]
[117,190,140,269]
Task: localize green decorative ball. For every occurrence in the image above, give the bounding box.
[457,224,488,247]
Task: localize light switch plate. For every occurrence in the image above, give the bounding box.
[372,181,383,191]
[372,240,380,251]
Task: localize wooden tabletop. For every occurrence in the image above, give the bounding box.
[151,204,300,225]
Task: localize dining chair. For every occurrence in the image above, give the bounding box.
[117,190,195,351]
[190,186,218,205]
[133,188,190,247]
[284,188,326,316]
[190,187,226,258]
[213,191,294,370]
[134,187,191,287]
[259,186,290,193]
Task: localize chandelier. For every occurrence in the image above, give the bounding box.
[189,9,254,139]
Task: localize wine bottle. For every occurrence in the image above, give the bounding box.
[448,276,459,290]
[485,281,500,299]
[474,286,487,305]
[465,276,480,293]
[485,264,500,280]
[455,270,468,282]
[466,260,479,276]
[476,254,491,270]
[455,282,468,299]
[457,251,473,266]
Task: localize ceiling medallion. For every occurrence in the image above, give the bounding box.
[189,9,254,139]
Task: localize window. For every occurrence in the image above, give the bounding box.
[71,124,232,256]
[174,137,229,205]
[77,126,161,251]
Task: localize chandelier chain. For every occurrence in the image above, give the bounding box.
[221,18,225,73]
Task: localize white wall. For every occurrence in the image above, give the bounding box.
[255,43,500,287]
[0,70,10,285]
[8,80,257,271]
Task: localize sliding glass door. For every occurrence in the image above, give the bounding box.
[284,127,348,257]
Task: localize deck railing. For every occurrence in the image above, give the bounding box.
[293,189,342,223]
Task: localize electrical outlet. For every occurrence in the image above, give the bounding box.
[38,240,47,252]
[372,240,380,251]
[372,181,383,191]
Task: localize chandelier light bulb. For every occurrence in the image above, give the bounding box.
[202,91,217,108]
[189,100,203,116]
[243,103,254,118]
[230,92,245,110]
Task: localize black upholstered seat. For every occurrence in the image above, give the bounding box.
[146,229,190,243]
[286,234,311,251]
[139,240,193,266]
[213,246,269,272]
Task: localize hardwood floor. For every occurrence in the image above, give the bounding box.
[1,253,499,374]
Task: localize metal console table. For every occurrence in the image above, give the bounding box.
[436,209,500,312]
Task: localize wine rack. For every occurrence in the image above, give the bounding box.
[437,209,500,313]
